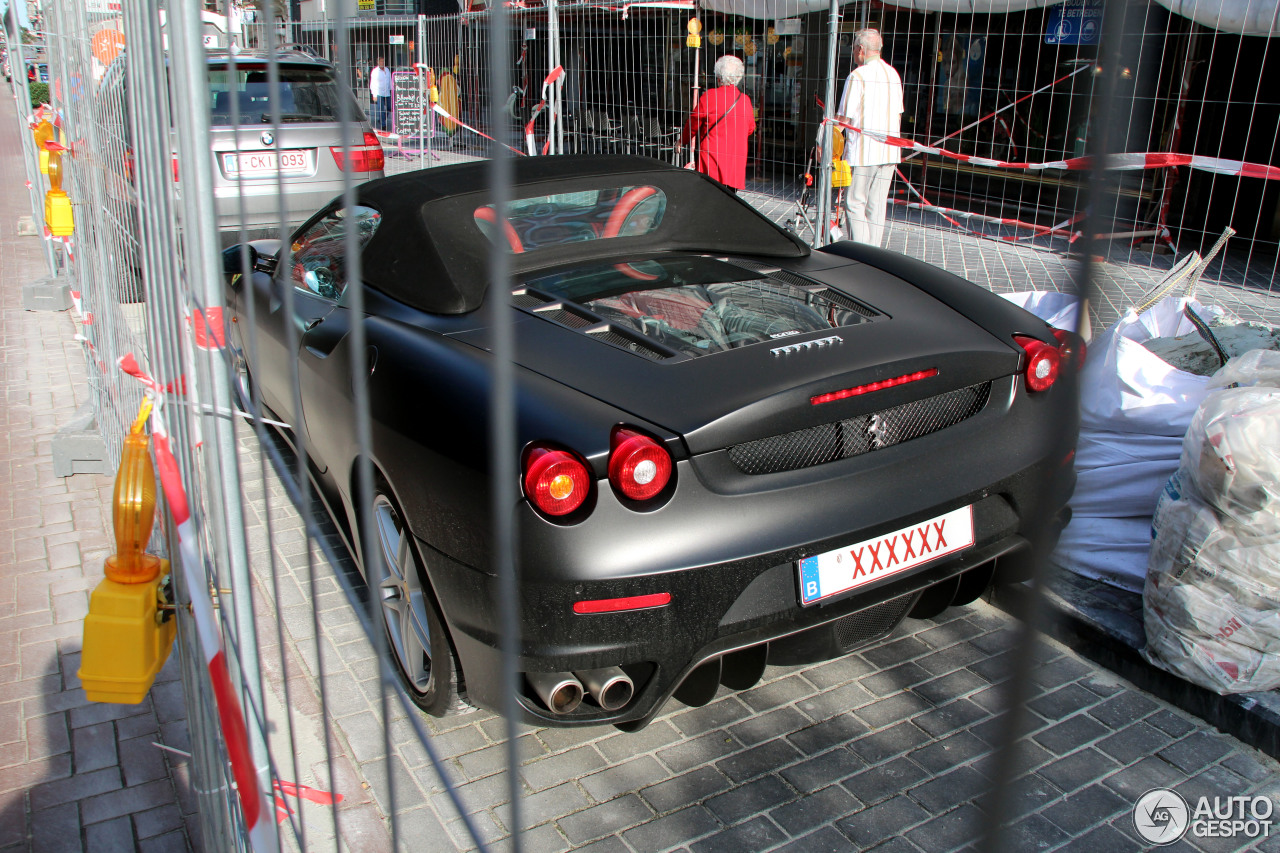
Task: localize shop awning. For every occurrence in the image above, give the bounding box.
[696,0,1279,37]
[1151,0,1279,36]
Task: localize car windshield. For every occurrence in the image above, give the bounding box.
[473,186,666,253]
[209,63,362,124]
[521,256,874,358]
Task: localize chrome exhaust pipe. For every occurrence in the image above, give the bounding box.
[527,672,584,715]
[575,666,634,712]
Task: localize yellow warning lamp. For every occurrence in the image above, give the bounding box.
[44,144,74,237]
[33,118,54,174]
[687,17,702,48]
[106,407,162,584]
[79,401,176,704]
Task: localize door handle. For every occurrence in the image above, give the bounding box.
[303,317,323,332]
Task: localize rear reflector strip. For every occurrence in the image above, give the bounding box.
[811,368,939,405]
[573,592,671,614]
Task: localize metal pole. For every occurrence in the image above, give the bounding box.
[548,0,561,155]
[167,0,274,827]
[689,42,699,166]
[5,14,57,275]
[815,0,839,247]
[418,13,427,164]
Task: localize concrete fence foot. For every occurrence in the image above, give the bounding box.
[52,404,109,477]
[22,274,72,312]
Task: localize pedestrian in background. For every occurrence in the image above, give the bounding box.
[837,29,903,247]
[369,56,391,132]
[679,55,756,192]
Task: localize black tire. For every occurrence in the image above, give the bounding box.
[369,484,472,716]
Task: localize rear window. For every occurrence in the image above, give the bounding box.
[209,63,364,125]
[473,186,666,253]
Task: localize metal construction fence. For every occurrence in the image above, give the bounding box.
[3,0,1278,850]
[252,0,1280,327]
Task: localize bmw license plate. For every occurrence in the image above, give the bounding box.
[798,505,975,606]
[223,149,309,176]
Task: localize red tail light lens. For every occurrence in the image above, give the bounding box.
[1052,328,1087,371]
[172,155,179,182]
[608,428,672,502]
[523,445,590,517]
[1015,335,1062,392]
[330,132,385,173]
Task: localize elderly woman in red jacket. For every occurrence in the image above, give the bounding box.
[679,55,755,192]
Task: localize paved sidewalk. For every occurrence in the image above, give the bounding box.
[0,90,199,852]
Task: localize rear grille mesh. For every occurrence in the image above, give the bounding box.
[817,288,879,317]
[728,382,991,475]
[834,593,916,652]
[512,292,547,309]
[536,307,593,329]
[723,258,777,273]
[588,329,671,361]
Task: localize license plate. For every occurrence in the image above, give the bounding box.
[222,149,309,176]
[798,505,975,606]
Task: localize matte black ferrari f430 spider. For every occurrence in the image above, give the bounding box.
[224,155,1079,729]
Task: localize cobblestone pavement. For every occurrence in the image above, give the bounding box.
[237,440,1280,852]
[0,95,199,850]
[5,108,1280,853]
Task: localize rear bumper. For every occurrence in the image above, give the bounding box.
[423,453,1074,728]
[211,172,383,230]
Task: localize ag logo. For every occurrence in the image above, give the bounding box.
[1134,788,1190,844]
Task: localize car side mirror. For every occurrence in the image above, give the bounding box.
[222,244,259,280]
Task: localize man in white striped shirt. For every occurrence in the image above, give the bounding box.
[837,29,904,247]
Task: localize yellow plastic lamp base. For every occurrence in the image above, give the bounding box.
[832,160,852,189]
[44,190,74,237]
[79,562,175,704]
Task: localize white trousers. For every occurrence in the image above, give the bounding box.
[845,164,894,247]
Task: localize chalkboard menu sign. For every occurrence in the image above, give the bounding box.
[392,71,423,137]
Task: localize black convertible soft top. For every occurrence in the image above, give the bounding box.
[353,154,809,315]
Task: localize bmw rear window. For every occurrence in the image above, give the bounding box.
[209,63,365,125]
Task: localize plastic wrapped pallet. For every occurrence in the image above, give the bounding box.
[1143,355,1280,693]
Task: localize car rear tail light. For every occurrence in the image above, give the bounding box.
[523,445,590,517]
[1052,328,1087,371]
[172,155,179,182]
[330,132,384,173]
[1015,335,1062,392]
[608,428,672,502]
[573,592,671,614]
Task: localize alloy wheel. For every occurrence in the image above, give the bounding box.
[373,495,434,694]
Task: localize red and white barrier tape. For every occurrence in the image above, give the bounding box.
[891,167,1084,243]
[273,780,343,825]
[828,117,1280,181]
[431,103,525,156]
[524,66,564,156]
[117,355,278,853]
